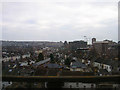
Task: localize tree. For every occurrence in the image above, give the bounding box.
[38,53,44,62]
[88,48,98,59]
[50,54,54,63]
[65,58,71,66]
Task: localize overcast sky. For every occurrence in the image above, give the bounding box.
[1,0,119,43]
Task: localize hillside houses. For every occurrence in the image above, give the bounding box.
[93,58,118,73]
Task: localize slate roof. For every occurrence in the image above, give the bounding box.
[71,61,87,68]
[99,69,108,75]
[44,63,62,69]
[32,58,50,66]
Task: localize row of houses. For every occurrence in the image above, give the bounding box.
[2,54,31,62]
[93,58,118,73]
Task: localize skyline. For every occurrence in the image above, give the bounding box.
[1,38,118,45]
[1,0,119,42]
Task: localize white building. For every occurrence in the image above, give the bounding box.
[93,61,112,72]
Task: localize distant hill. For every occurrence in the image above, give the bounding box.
[2,41,63,47]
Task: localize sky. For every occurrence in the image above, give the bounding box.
[0,0,119,43]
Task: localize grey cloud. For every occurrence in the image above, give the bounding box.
[2,1,118,42]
